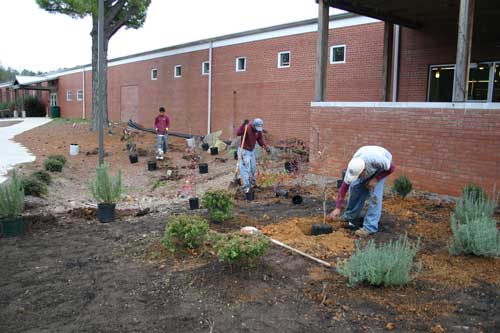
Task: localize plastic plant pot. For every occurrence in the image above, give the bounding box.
[234,151,238,160]
[147,160,157,171]
[311,224,333,235]
[189,197,199,210]
[97,203,116,223]
[245,191,255,201]
[275,188,289,198]
[69,143,79,156]
[292,195,303,205]
[201,143,209,151]
[129,154,138,164]
[0,216,25,237]
[199,163,208,174]
[210,147,218,155]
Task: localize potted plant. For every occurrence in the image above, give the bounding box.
[89,164,123,223]
[0,171,25,237]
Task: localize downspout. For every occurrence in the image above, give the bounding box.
[391,25,400,102]
[82,67,86,119]
[207,41,213,134]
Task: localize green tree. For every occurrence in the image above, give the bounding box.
[36,0,151,130]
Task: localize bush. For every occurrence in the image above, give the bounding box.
[23,96,46,117]
[202,190,233,223]
[0,171,24,218]
[337,234,420,287]
[449,214,500,257]
[89,164,123,204]
[453,192,496,225]
[214,232,269,266]
[463,184,487,202]
[21,177,48,198]
[391,175,413,199]
[0,101,15,112]
[44,158,64,172]
[161,215,209,252]
[31,170,52,185]
[47,154,67,166]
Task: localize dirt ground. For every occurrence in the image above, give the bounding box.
[1,120,499,332]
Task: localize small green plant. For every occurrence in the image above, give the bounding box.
[47,154,67,166]
[214,232,269,266]
[202,190,233,223]
[44,158,64,172]
[463,184,487,202]
[21,177,48,198]
[31,170,52,185]
[89,164,123,204]
[449,214,500,257]
[0,171,24,218]
[454,192,496,225]
[161,215,209,252]
[337,234,420,287]
[391,175,413,199]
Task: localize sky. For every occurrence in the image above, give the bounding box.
[0,0,341,73]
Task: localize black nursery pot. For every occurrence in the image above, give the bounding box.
[210,147,218,155]
[202,143,210,151]
[147,160,157,171]
[0,216,25,237]
[129,154,138,164]
[189,197,200,210]
[245,191,255,201]
[234,150,238,160]
[199,163,208,174]
[97,203,116,223]
[292,195,303,205]
[311,223,333,236]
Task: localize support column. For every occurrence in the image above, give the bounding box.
[314,0,329,102]
[381,22,394,101]
[452,0,475,102]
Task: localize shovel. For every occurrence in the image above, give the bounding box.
[229,124,248,188]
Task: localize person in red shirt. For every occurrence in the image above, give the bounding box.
[236,118,270,193]
[154,106,170,159]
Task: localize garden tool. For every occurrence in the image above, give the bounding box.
[229,124,248,188]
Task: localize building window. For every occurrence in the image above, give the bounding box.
[236,57,246,72]
[66,90,73,101]
[202,61,210,75]
[77,89,83,101]
[50,93,57,106]
[174,65,182,78]
[151,68,158,80]
[330,45,346,64]
[278,51,291,68]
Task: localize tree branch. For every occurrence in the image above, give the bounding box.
[106,11,134,39]
[104,0,127,27]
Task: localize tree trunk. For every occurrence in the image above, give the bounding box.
[90,22,109,131]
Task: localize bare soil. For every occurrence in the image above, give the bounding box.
[1,120,499,332]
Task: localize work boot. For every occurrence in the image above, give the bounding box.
[355,228,374,238]
[343,221,360,231]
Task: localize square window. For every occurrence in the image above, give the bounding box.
[151,68,158,80]
[330,45,346,64]
[278,51,291,68]
[202,61,210,75]
[66,90,72,101]
[174,65,182,78]
[77,89,83,101]
[236,57,246,72]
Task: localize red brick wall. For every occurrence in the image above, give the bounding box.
[57,71,85,119]
[310,105,500,196]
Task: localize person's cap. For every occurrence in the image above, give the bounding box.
[253,118,263,132]
[159,107,165,112]
[345,158,365,183]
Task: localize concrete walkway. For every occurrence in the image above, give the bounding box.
[0,118,52,183]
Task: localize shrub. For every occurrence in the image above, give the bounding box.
[0,171,24,218]
[453,192,496,225]
[89,164,123,204]
[337,234,420,287]
[449,214,500,257]
[23,96,46,117]
[202,190,233,223]
[463,184,487,202]
[21,177,48,198]
[391,175,413,199]
[31,170,52,185]
[214,232,269,266]
[47,154,67,166]
[44,158,64,172]
[161,215,209,252]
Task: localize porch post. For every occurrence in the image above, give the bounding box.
[381,22,394,101]
[452,0,475,102]
[314,0,329,102]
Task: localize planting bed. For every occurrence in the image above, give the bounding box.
[0,120,499,331]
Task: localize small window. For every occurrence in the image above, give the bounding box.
[151,68,158,80]
[174,65,182,78]
[278,51,291,68]
[236,57,246,72]
[77,89,83,101]
[202,61,210,75]
[66,90,73,101]
[330,45,346,64]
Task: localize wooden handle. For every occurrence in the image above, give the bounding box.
[234,124,248,174]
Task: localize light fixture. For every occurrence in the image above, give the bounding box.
[435,71,440,79]
[479,66,484,70]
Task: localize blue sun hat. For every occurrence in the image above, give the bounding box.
[253,118,263,132]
